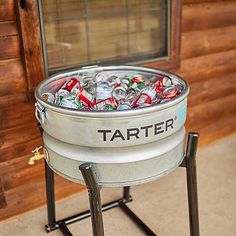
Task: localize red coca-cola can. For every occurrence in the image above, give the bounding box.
[93,97,117,110]
[131,76,145,83]
[154,84,163,94]
[77,87,94,106]
[132,94,152,108]
[62,77,80,92]
[159,77,172,87]
[163,86,178,99]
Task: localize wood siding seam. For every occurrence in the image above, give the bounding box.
[0,21,18,37]
[175,48,236,82]
[0,34,18,38]
[0,103,35,130]
[0,36,21,59]
[183,0,235,5]
[181,25,236,59]
[0,138,42,164]
[182,1,236,32]
[0,0,16,22]
[0,58,19,63]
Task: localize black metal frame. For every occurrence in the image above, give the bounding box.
[39,123,200,236]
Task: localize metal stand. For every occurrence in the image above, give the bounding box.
[40,122,200,236]
[181,133,200,236]
[79,163,104,236]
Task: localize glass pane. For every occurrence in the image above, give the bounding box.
[128,0,162,10]
[43,0,85,18]
[89,15,128,61]
[129,12,163,55]
[45,20,88,69]
[88,0,126,15]
[41,0,168,72]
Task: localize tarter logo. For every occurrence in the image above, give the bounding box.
[97,118,174,142]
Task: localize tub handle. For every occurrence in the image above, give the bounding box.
[35,102,46,124]
[82,65,98,70]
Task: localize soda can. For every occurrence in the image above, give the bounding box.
[136,81,146,89]
[148,78,159,87]
[131,76,145,83]
[125,91,137,104]
[152,93,163,105]
[121,76,132,87]
[113,87,127,101]
[132,87,156,108]
[95,82,112,101]
[61,77,80,93]
[132,94,152,108]
[82,77,94,86]
[113,81,127,101]
[93,97,117,110]
[175,84,184,94]
[54,90,69,105]
[41,92,55,103]
[154,84,163,94]
[150,76,171,90]
[82,76,94,83]
[82,77,96,95]
[163,86,178,99]
[113,78,128,90]
[159,77,172,87]
[77,87,94,106]
[127,83,141,95]
[125,75,146,89]
[95,73,107,83]
[107,75,119,87]
[59,95,79,109]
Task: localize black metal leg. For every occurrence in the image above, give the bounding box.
[185,133,200,236]
[44,160,57,232]
[58,222,73,236]
[79,163,105,236]
[119,201,157,236]
[123,186,131,201]
[37,122,44,135]
[37,123,57,232]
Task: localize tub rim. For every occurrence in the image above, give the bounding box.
[35,65,189,118]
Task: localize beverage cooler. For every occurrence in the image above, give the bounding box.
[28,1,200,236]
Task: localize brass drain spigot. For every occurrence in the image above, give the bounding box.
[28,146,45,165]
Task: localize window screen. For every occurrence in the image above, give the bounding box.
[42,0,169,72]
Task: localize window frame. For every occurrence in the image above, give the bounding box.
[16,0,182,100]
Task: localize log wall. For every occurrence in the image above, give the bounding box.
[0,0,236,220]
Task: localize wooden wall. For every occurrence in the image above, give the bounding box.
[0,0,26,107]
[0,0,236,220]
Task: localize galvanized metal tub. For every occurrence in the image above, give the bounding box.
[43,127,185,187]
[35,65,189,148]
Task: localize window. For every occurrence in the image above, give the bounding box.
[16,0,181,95]
[42,0,169,72]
